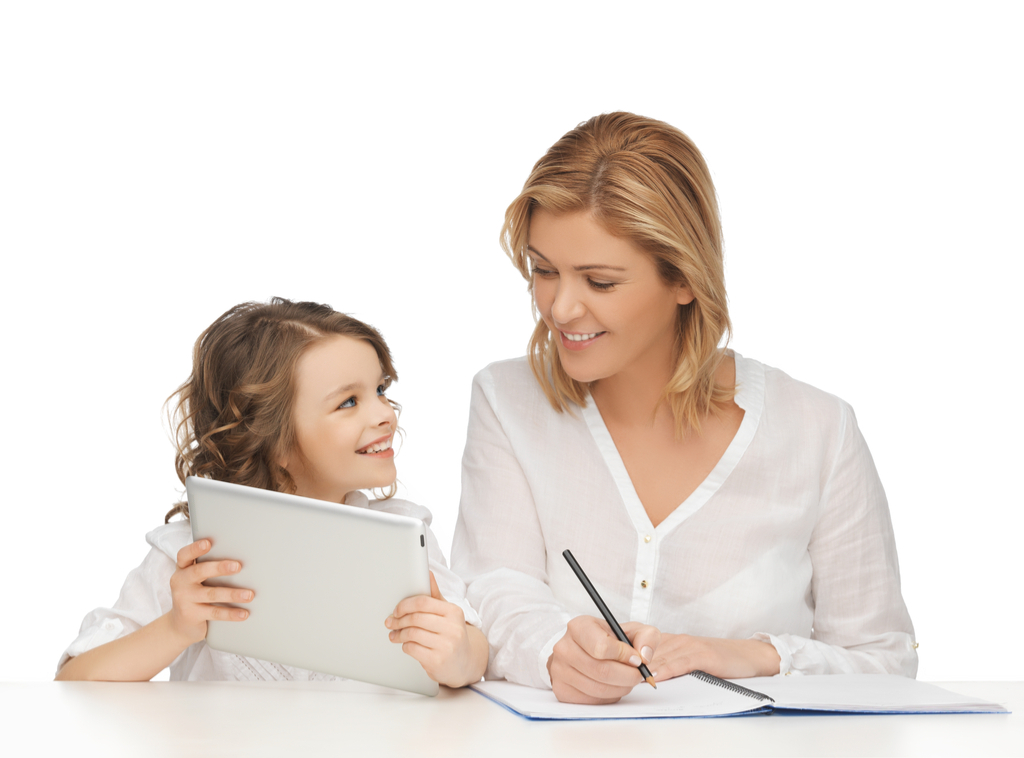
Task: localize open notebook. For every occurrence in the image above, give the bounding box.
[471,672,1009,720]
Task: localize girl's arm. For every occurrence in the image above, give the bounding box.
[56,611,200,681]
[385,572,488,688]
[56,539,254,681]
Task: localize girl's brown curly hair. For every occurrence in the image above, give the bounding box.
[164,298,397,522]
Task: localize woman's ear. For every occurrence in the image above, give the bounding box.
[677,285,696,306]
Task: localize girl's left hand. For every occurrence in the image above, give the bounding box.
[649,634,781,682]
[385,572,488,687]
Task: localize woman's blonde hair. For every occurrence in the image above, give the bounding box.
[164,298,398,522]
[500,112,734,436]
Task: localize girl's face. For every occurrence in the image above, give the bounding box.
[528,209,694,386]
[281,335,397,503]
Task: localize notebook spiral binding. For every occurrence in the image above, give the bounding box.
[689,670,775,703]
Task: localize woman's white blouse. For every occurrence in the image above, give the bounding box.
[58,492,479,680]
[451,353,917,688]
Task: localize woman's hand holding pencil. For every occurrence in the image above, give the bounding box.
[547,616,661,704]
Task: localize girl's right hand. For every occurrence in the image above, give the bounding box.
[168,539,254,646]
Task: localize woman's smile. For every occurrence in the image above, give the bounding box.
[558,330,606,350]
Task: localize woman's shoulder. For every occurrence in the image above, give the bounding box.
[144,520,194,561]
[472,355,555,411]
[737,352,852,429]
[473,355,533,388]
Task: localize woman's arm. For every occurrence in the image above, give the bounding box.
[770,402,917,676]
[56,539,254,681]
[451,369,575,688]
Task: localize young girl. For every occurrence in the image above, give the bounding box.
[56,298,488,686]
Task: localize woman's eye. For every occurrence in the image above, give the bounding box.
[588,279,615,291]
[376,384,386,397]
[339,396,356,409]
[531,266,556,278]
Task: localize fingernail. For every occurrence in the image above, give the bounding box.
[389,631,397,641]
[629,655,641,667]
[384,617,393,628]
[200,540,210,550]
[236,610,248,620]
[641,646,653,662]
[241,590,253,600]
[227,562,240,572]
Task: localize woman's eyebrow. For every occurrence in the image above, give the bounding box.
[526,245,626,272]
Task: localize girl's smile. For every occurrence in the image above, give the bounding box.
[357,434,395,457]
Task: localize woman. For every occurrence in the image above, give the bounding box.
[451,112,917,705]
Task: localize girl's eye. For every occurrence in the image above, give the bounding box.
[588,279,615,291]
[376,384,386,397]
[339,396,356,409]
[531,266,556,278]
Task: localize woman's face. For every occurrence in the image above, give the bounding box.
[282,335,397,503]
[528,209,694,386]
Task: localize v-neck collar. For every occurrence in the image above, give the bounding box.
[581,351,765,537]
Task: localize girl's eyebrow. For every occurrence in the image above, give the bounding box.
[324,383,359,402]
[526,244,626,273]
[324,373,387,402]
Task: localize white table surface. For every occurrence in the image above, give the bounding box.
[4,680,1020,757]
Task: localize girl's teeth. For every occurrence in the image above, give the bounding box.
[360,439,392,454]
[565,332,599,342]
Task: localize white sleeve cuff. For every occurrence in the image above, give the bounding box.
[751,631,794,675]
[536,625,568,689]
[56,616,127,676]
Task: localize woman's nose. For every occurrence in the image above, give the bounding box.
[550,281,586,325]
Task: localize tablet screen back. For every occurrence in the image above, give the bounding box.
[185,476,438,696]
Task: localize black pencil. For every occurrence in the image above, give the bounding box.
[562,549,657,690]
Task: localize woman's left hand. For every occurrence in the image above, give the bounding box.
[385,572,488,687]
[649,634,781,682]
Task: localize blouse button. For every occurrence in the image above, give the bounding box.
[644,535,652,543]
[640,580,649,589]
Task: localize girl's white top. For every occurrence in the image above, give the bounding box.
[58,491,479,681]
[451,352,917,689]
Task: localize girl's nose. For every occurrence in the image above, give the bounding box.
[375,396,397,428]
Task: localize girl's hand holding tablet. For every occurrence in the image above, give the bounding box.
[385,572,488,688]
[168,539,253,646]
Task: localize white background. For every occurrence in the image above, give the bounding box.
[1,2,1020,682]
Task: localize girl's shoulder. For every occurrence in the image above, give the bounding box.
[143,520,194,561]
[345,490,433,526]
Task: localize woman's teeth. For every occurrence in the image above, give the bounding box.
[359,439,392,454]
[564,332,600,341]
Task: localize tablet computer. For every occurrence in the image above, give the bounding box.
[185,476,438,696]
